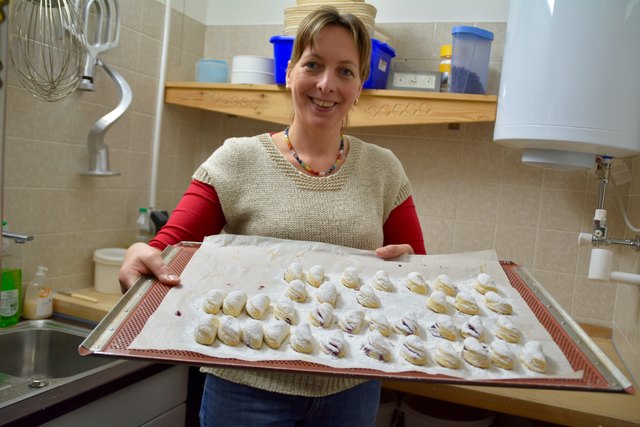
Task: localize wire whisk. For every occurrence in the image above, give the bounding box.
[9,0,87,101]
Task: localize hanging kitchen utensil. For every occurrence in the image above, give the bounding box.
[77,0,119,90]
[79,57,130,177]
[76,0,130,177]
[9,0,87,101]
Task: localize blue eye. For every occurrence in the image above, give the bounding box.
[341,68,355,77]
[304,62,319,70]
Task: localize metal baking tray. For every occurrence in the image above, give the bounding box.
[80,242,634,393]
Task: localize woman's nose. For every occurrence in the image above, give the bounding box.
[316,70,336,92]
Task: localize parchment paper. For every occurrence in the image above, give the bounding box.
[129,234,582,381]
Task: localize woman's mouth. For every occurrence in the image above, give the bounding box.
[311,97,337,109]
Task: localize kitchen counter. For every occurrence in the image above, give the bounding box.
[383,325,639,427]
[53,287,122,322]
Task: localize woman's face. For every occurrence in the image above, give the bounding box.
[286,25,363,131]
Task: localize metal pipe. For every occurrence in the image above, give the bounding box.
[1,4,8,271]
[596,157,612,210]
[2,232,34,245]
[589,234,640,251]
[149,0,171,210]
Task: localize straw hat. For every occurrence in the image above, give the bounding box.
[284,2,377,36]
[297,0,364,4]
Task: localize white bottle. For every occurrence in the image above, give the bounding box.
[23,266,53,320]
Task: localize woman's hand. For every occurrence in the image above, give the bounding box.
[375,244,414,259]
[118,242,181,293]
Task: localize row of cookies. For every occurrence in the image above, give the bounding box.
[285,262,502,298]
[194,314,352,360]
[428,289,513,316]
[195,315,291,350]
[367,328,546,373]
[194,313,545,374]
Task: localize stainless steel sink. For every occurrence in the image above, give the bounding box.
[0,319,123,409]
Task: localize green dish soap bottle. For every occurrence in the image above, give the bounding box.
[1,269,22,327]
[1,221,22,327]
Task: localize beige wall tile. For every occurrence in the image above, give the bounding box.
[419,216,455,255]
[533,230,579,274]
[140,0,165,40]
[412,180,458,219]
[458,141,503,184]
[101,26,140,70]
[543,168,588,191]
[131,75,158,115]
[137,35,163,78]
[452,220,496,253]
[539,188,585,232]
[614,284,640,344]
[384,23,436,60]
[494,225,536,267]
[456,182,499,222]
[119,0,142,32]
[572,276,616,324]
[496,184,541,227]
[180,15,206,57]
[462,122,495,142]
[377,137,462,185]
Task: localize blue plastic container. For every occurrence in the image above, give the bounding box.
[364,39,395,89]
[450,26,493,94]
[196,59,228,83]
[270,35,396,89]
[270,35,295,85]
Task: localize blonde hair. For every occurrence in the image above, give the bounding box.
[290,6,371,84]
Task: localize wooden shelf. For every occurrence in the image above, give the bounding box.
[164,82,497,128]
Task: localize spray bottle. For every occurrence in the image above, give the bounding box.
[23,266,52,320]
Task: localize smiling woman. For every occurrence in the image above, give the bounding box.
[118,6,425,427]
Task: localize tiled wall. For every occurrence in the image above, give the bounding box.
[3,3,637,383]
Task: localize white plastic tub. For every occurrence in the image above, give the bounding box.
[231,55,274,84]
[401,395,495,427]
[93,248,127,294]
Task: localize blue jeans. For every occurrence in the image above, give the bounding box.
[199,374,381,427]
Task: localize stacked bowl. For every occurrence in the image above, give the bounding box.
[283,0,377,36]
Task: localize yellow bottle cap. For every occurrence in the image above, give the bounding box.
[440,44,452,58]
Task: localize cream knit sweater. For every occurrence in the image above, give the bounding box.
[192,133,411,397]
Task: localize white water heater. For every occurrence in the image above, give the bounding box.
[493,0,640,169]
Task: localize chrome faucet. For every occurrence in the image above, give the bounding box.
[2,231,33,244]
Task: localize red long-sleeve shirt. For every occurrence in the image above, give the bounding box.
[150,180,426,255]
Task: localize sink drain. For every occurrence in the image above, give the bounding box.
[29,375,49,388]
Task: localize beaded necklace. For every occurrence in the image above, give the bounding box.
[284,127,345,176]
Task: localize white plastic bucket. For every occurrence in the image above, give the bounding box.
[231,55,275,84]
[93,248,127,294]
[375,389,398,427]
[401,395,495,427]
